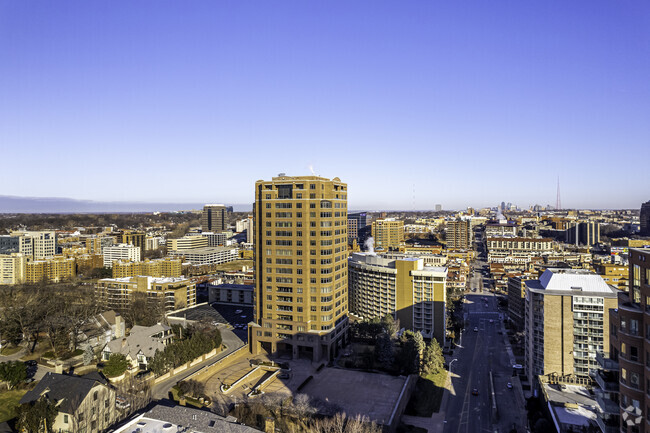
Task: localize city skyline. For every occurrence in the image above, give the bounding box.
[1,1,649,210]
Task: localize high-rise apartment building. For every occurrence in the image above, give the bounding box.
[349,253,447,343]
[507,274,534,331]
[347,212,369,246]
[446,220,471,250]
[96,276,196,313]
[10,231,56,260]
[566,221,601,246]
[250,175,349,361]
[524,268,618,385]
[607,248,650,433]
[102,244,141,268]
[0,253,26,285]
[371,218,404,251]
[121,230,146,256]
[641,200,650,236]
[202,204,227,233]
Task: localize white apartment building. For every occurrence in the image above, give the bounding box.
[168,246,238,265]
[102,244,141,268]
[0,253,26,285]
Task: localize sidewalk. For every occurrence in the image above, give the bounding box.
[0,346,26,362]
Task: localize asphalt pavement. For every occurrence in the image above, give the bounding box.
[444,263,525,433]
[151,326,246,399]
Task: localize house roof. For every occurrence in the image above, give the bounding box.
[106,323,171,360]
[115,404,263,433]
[20,372,108,413]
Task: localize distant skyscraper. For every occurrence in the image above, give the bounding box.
[566,221,600,246]
[641,200,650,236]
[201,204,227,233]
[251,175,349,361]
[347,212,369,246]
[435,204,442,212]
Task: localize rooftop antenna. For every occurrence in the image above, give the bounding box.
[556,176,562,210]
[412,183,416,212]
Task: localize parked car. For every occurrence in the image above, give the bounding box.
[474,327,479,332]
[472,388,479,396]
[507,382,513,389]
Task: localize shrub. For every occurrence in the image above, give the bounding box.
[103,354,128,377]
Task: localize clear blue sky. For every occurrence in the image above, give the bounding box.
[1,1,649,210]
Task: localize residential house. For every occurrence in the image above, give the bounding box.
[19,372,116,433]
[102,324,172,371]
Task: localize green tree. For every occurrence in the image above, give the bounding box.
[421,338,444,376]
[103,353,129,377]
[374,333,394,370]
[17,397,59,433]
[380,314,399,337]
[397,330,425,375]
[0,360,26,389]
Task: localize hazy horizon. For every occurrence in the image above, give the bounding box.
[1,2,649,209]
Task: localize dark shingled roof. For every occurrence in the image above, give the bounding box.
[19,372,108,413]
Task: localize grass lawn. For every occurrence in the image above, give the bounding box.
[0,389,28,423]
[404,369,448,417]
[214,260,253,272]
[0,346,22,356]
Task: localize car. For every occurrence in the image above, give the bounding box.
[507,382,513,389]
[278,373,291,380]
[512,364,523,369]
[472,388,479,396]
[474,327,479,332]
[489,319,494,323]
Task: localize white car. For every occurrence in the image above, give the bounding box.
[474,327,479,332]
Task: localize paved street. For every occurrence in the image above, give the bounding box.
[151,327,246,399]
[444,262,524,433]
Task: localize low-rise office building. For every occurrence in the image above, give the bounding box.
[487,237,555,264]
[10,230,56,259]
[102,244,141,268]
[208,283,254,305]
[168,235,209,251]
[169,246,239,265]
[349,252,447,343]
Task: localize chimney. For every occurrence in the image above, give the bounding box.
[115,313,123,338]
[264,417,275,433]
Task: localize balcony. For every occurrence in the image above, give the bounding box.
[596,414,620,433]
[592,370,619,393]
[595,393,620,416]
[595,352,619,371]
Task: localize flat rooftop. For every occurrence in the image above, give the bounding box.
[300,368,407,425]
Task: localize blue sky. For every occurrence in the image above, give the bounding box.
[1,1,649,210]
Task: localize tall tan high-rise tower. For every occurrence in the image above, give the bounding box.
[250,175,349,361]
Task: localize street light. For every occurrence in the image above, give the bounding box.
[449,358,458,374]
